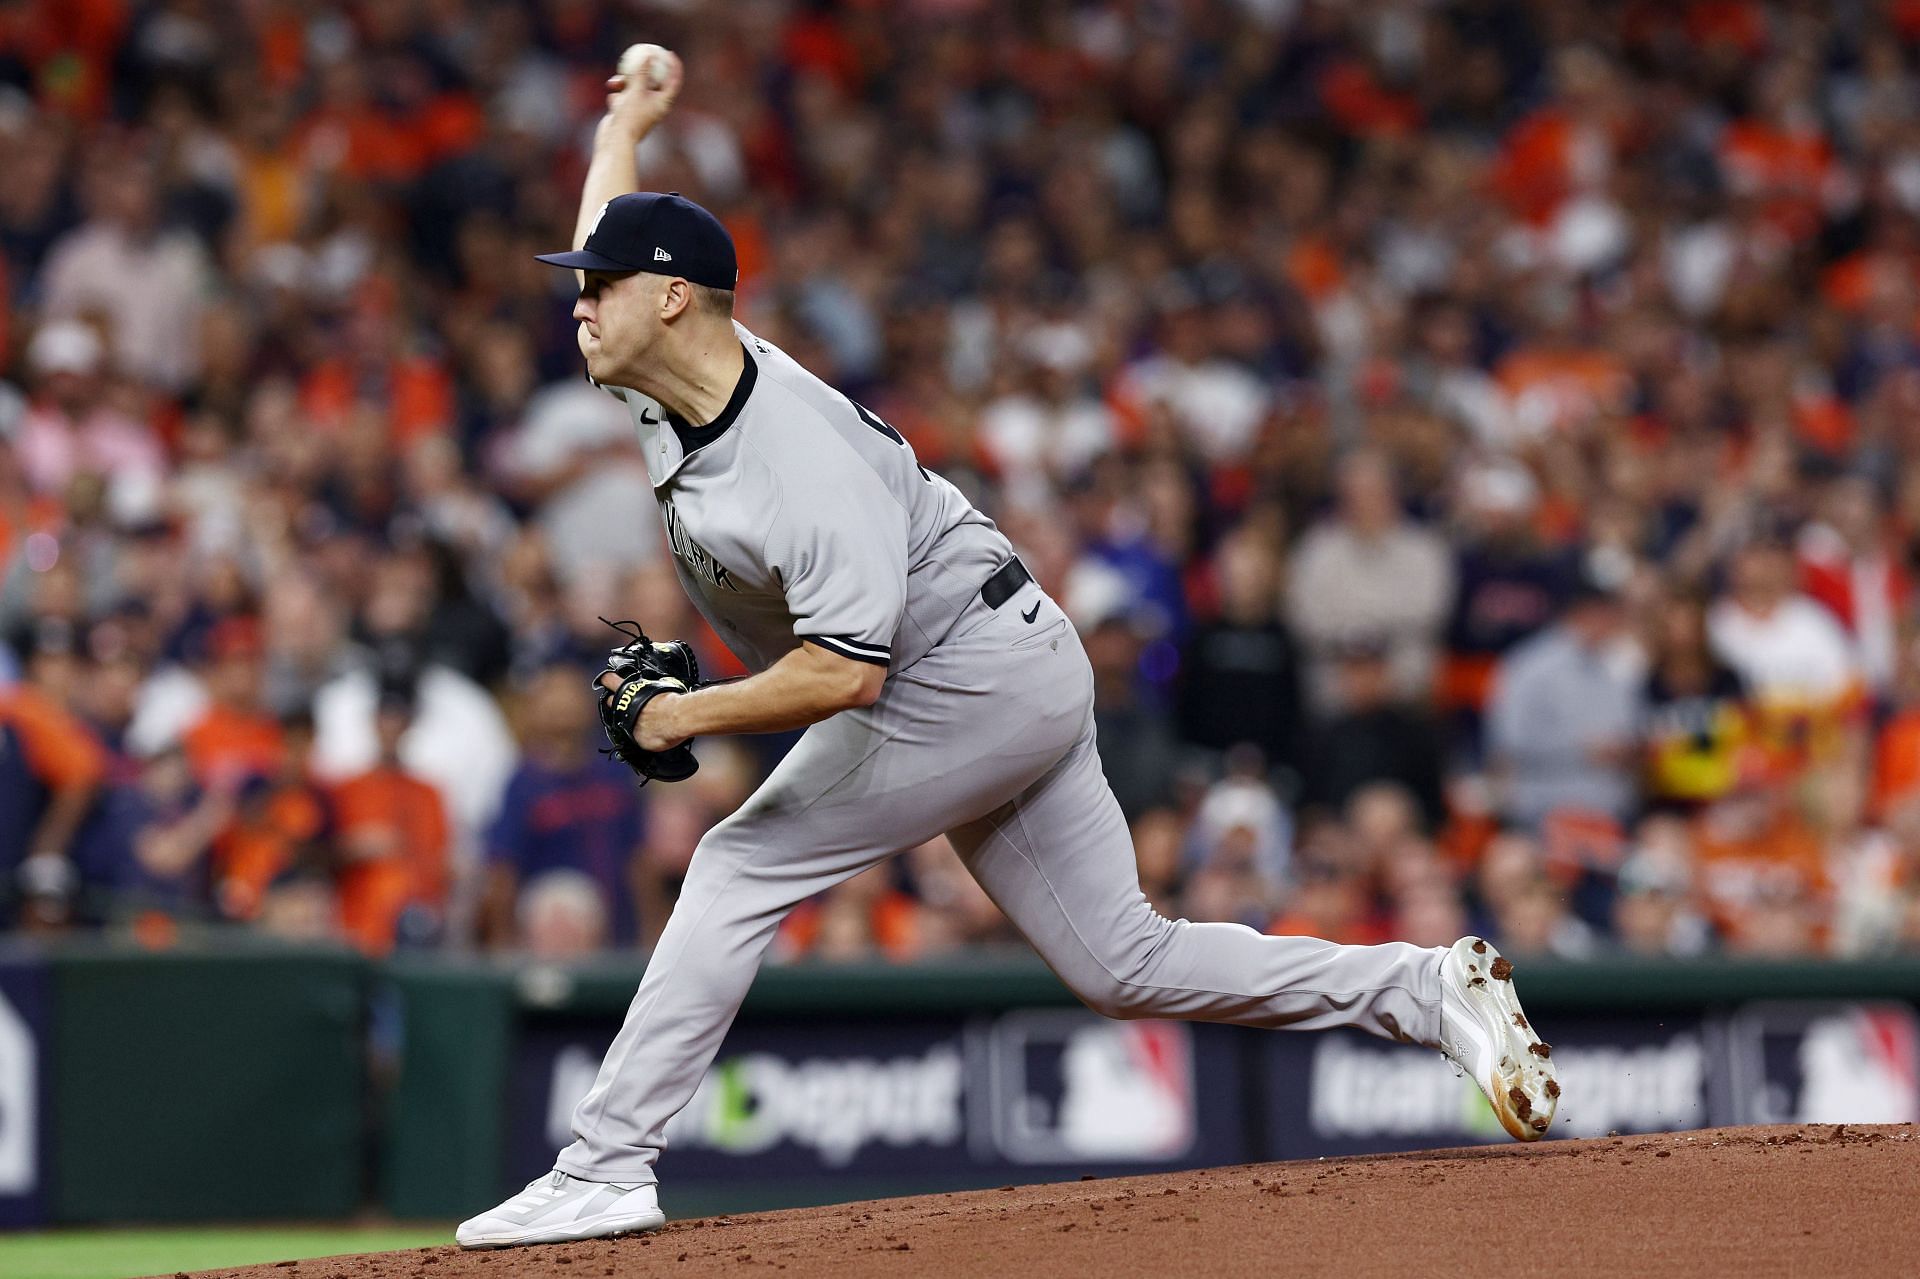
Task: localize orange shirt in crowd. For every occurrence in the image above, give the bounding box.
[1683,1,1770,56]
[1742,685,1867,780]
[1490,109,1630,227]
[1492,110,1577,224]
[0,683,107,794]
[1691,804,1831,943]
[1267,908,1388,948]
[213,783,328,920]
[329,765,449,955]
[1719,120,1834,242]
[781,11,864,93]
[777,890,922,961]
[1817,251,1920,314]
[1283,235,1345,305]
[1318,59,1422,139]
[255,8,306,87]
[1873,710,1920,818]
[726,208,770,293]
[0,494,65,571]
[1266,871,1389,946]
[1495,345,1633,433]
[0,0,128,119]
[1436,806,1500,875]
[300,355,454,448]
[237,146,309,248]
[1540,809,1629,880]
[181,705,284,790]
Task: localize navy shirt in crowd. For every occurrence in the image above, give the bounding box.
[487,761,646,944]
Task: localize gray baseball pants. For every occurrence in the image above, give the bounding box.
[555,583,1445,1185]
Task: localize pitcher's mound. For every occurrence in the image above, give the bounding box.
[189,1124,1919,1278]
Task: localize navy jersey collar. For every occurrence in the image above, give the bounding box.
[667,342,756,456]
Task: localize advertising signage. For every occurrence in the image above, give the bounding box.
[0,954,48,1229]
[498,995,1920,1207]
[1262,1000,1920,1160]
[1273,1017,1711,1157]
[506,1010,1249,1191]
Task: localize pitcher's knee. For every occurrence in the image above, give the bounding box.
[1070,970,1159,1020]
[1065,914,1180,1019]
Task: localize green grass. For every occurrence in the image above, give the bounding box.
[0,1224,453,1279]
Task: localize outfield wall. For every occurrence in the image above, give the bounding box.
[3,942,1919,1226]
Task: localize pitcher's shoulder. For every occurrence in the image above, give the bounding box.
[733,322,784,368]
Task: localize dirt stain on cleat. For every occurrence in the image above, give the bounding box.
[1545,1079,1561,1099]
[1469,976,1486,986]
[1471,940,1487,954]
[1508,1087,1533,1120]
[1529,1042,1552,1059]
[1512,1014,1529,1030]
[1490,957,1514,980]
[1531,1117,1549,1133]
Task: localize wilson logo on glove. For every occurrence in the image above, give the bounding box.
[594,617,703,785]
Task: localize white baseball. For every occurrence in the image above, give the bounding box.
[618,43,671,90]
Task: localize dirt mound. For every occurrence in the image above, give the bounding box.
[188,1125,1919,1278]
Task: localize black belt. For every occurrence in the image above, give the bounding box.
[980,557,1032,610]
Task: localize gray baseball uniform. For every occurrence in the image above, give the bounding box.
[556,324,1446,1187]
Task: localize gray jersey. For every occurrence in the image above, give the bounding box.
[602,322,1011,674]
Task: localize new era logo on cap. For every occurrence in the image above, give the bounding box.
[534,191,737,289]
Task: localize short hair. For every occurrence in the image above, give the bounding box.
[690,284,735,318]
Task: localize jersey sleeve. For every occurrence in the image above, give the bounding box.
[765,472,908,668]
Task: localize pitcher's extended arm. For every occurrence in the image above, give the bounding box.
[571,47,684,287]
[609,642,886,751]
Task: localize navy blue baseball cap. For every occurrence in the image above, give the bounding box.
[536,191,738,289]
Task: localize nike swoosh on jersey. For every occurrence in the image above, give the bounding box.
[640,409,660,424]
[1021,602,1041,623]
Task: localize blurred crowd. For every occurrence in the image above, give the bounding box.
[7,0,1920,963]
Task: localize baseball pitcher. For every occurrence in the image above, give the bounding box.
[457,46,1559,1249]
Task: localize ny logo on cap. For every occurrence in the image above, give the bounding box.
[654,247,672,262]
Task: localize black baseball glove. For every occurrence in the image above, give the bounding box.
[593,617,701,784]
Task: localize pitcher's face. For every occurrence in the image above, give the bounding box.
[575,269,666,383]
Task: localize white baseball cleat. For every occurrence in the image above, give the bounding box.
[456,1170,666,1248]
[1437,935,1560,1141]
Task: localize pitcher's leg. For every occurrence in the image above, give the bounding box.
[949,717,1445,1046]
[556,670,1085,1184]
[552,804,838,1185]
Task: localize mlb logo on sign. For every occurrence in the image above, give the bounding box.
[1724,1002,1920,1124]
[978,1010,1195,1163]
